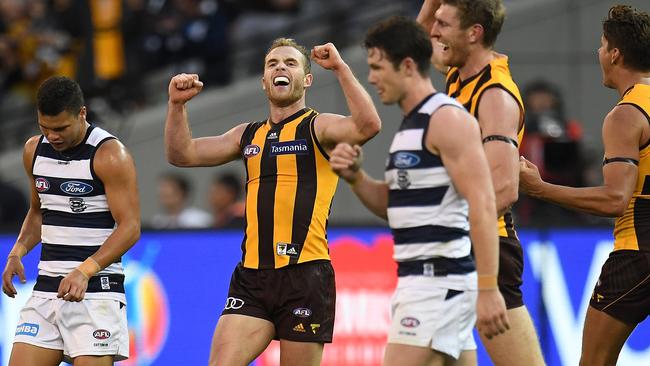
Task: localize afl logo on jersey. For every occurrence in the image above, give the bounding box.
[243,144,261,158]
[394,152,421,168]
[60,181,94,195]
[35,177,50,192]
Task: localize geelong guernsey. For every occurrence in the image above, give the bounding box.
[386,93,471,263]
[31,125,125,303]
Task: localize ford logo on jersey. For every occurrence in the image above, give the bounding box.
[269,139,309,156]
[60,181,94,195]
[393,152,421,168]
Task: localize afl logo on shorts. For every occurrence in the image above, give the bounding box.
[93,329,111,339]
[243,144,261,158]
[400,317,420,328]
[224,297,245,310]
[293,308,312,318]
[35,177,50,192]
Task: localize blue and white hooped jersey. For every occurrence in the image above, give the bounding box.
[385,93,471,262]
[32,125,125,303]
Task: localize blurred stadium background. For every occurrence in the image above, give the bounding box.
[0,0,649,365]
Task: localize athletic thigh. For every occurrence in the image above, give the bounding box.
[9,342,63,366]
[209,314,275,366]
[580,306,635,366]
[279,339,324,366]
[479,306,545,366]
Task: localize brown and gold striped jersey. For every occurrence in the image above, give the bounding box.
[446,56,524,239]
[614,84,650,251]
[239,108,339,269]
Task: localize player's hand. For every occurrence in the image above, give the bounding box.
[168,73,204,105]
[519,156,544,195]
[57,269,89,302]
[311,43,345,71]
[330,143,363,184]
[2,256,26,298]
[476,288,510,340]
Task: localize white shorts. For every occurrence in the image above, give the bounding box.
[13,295,129,363]
[387,276,477,359]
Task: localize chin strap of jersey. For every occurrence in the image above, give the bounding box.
[602,157,639,166]
[482,135,519,148]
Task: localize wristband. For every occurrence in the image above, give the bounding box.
[76,257,102,280]
[478,275,498,290]
[8,244,27,259]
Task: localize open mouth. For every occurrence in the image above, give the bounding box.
[437,42,450,51]
[273,76,290,86]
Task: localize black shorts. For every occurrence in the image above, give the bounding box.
[498,236,525,309]
[222,260,336,343]
[590,250,650,324]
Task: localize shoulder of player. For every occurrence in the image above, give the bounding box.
[23,135,41,156]
[94,138,134,174]
[478,86,520,111]
[22,135,41,172]
[428,105,476,133]
[606,103,648,129]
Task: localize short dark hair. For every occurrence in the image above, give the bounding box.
[364,16,432,76]
[603,5,650,72]
[36,76,84,116]
[266,38,311,74]
[442,0,505,48]
[214,173,243,199]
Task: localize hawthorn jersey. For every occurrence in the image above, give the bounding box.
[613,84,650,251]
[446,56,524,239]
[239,108,338,269]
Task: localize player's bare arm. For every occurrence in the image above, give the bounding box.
[165,73,247,167]
[427,106,510,339]
[330,143,389,220]
[57,139,141,302]
[311,43,381,152]
[1,137,43,298]
[477,87,521,216]
[521,105,643,216]
[416,0,441,33]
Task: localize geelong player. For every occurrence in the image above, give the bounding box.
[2,76,140,366]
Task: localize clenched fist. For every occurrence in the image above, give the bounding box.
[168,73,204,105]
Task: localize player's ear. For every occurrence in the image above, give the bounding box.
[610,48,621,65]
[467,24,484,45]
[400,57,417,76]
[304,73,313,88]
[261,77,266,90]
[78,106,87,121]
